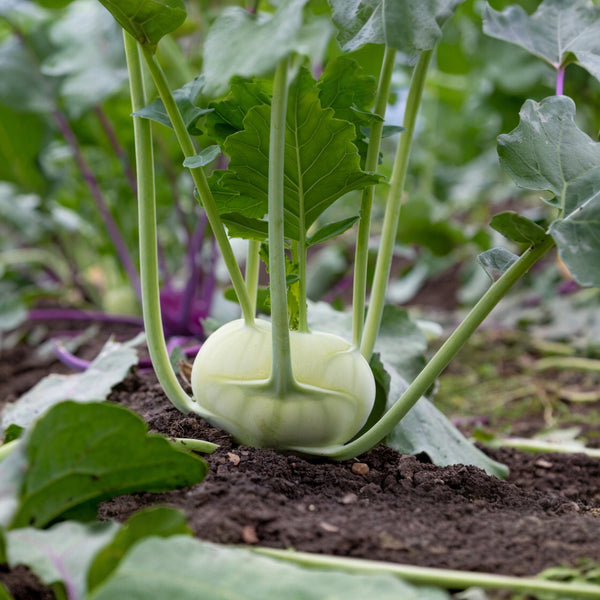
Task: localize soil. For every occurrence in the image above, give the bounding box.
[1,319,600,599]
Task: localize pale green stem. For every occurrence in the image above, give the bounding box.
[360,50,433,360]
[256,547,600,599]
[140,45,254,326]
[245,239,261,316]
[486,436,600,458]
[0,439,19,462]
[169,437,219,454]
[268,58,296,395]
[291,236,555,459]
[124,33,198,414]
[534,356,600,373]
[297,237,308,333]
[352,47,397,347]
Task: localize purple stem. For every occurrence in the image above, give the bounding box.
[180,214,208,327]
[94,106,138,196]
[51,110,142,301]
[556,66,565,95]
[52,340,90,372]
[198,235,218,316]
[28,308,144,327]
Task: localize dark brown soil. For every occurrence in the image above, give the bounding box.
[2,322,600,599]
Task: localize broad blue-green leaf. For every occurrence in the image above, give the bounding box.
[183,145,221,168]
[490,211,548,245]
[96,0,186,47]
[478,247,519,282]
[550,192,600,287]
[220,68,379,241]
[89,537,449,600]
[483,0,600,81]
[329,0,464,58]
[87,507,192,592]
[498,96,600,285]
[306,215,360,247]
[5,521,119,599]
[8,401,208,528]
[134,76,209,135]
[202,0,310,96]
[222,213,269,241]
[0,336,139,432]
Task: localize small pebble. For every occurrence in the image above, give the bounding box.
[319,521,340,533]
[227,452,241,466]
[535,459,553,469]
[242,525,259,544]
[352,462,370,476]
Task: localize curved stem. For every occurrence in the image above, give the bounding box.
[140,46,254,326]
[267,58,296,395]
[124,33,198,415]
[169,437,219,454]
[360,49,433,360]
[352,47,396,347]
[256,547,600,599]
[291,236,555,459]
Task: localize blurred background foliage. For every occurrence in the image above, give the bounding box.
[1,0,599,336]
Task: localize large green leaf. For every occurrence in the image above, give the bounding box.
[0,336,140,433]
[90,537,449,599]
[329,0,464,57]
[6,401,208,528]
[4,521,119,599]
[87,507,192,592]
[96,0,186,47]
[498,95,600,286]
[490,211,548,245]
[217,68,378,242]
[483,0,600,81]
[202,0,310,96]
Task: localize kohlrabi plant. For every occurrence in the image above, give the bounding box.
[92,0,600,473]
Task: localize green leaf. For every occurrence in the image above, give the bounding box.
[9,401,208,528]
[4,521,119,599]
[329,0,464,58]
[478,247,519,282]
[0,582,12,600]
[183,145,221,168]
[206,77,272,142]
[207,171,267,219]
[483,0,600,80]
[550,192,600,287]
[317,56,377,126]
[0,336,139,433]
[2,426,23,445]
[202,0,310,96]
[89,537,450,600]
[490,211,548,245]
[219,68,379,241]
[96,0,187,48]
[306,216,360,247]
[133,77,209,134]
[498,95,600,285]
[221,213,269,241]
[87,507,192,592]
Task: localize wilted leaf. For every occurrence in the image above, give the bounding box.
[8,401,208,528]
[483,0,600,81]
[1,336,139,432]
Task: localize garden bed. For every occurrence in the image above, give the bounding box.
[1,321,600,598]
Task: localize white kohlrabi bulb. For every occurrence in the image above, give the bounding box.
[191,319,376,448]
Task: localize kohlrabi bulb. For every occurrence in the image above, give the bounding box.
[191,319,376,448]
